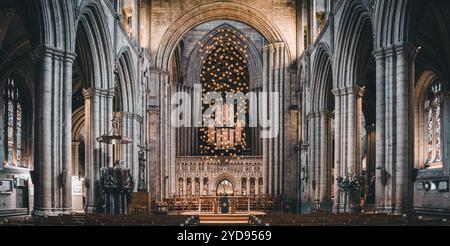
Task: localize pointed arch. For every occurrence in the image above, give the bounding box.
[311,42,333,112]
[115,48,136,113]
[185,23,263,89]
[75,1,113,89]
[334,0,373,88]
[155,1,291,72]
[10,0,76,51]
[373,0,414,49]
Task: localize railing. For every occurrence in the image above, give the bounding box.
[158,195,280,212]
[198,196,251,214]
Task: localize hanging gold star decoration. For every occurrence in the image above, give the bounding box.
[198,28,251,162]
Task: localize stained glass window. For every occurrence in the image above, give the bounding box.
[4,78,25,168]
[424,81,442,167]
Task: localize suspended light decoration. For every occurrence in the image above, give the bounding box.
[198,28,251,161]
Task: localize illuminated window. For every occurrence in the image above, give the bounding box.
[4,78,25,168]
[424,80,442,168]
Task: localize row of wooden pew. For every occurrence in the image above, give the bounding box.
[1,213,189,226]
[256,212,450,226]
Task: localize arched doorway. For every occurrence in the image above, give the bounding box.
[216,179,234,196]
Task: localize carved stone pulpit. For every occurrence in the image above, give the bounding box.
[99,165,134,214]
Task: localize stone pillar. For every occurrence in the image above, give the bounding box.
[373,48,386,211]
[83,88,99,213]
[394,44,415,214]
[169,82,177,197]
[273,43,280,196]
[374,44,415,214]
[32,46,76,216]
[62,53,75,210]
[262,45,269,195]
[332,85,364,212]
[318,111,330,202]
[261,43,288,197]
[268,44,274,196]
[333,93,341,211]
[82,87,114,213]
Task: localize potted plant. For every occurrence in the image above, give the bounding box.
[336,171,364,213]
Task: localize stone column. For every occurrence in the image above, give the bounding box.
[374,43,415,214]
[373,48,387,211]
[318,110,330,202]
[393,43,415,214]
[82,87,113,213]
[62,53,75,210]
[262,45,269,195]
[83,88,99,213]
[169,82,177,197]
[332,85,364,212]
[32,46,76,216]
[268,44,274,196]
[333,92,341,212]
[273,43,280,196]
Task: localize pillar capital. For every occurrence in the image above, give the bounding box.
[332,85,365,97]
[82,87,115,99]
[114,111,144,124]
[149,67,169,77]
[31,45,77,63]
[345,85,365,97]
[148,105,160,115]
[318,110,331,117]
[372,47,386,59]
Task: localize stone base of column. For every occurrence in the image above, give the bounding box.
[85,204,99,214]
[375,206,394,215]
[392,207,411,216]
[333,203,361,214]
[32,208,73,217]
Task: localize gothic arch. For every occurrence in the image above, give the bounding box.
[335,0,373,88]
[214,172,238,192]
[311,43,333,112]
[9,0,76,51]
[373,0,413,49]
[75,1,113,89]
[154,1,291,72]
[116,48,136,113]
[184,24,263,89]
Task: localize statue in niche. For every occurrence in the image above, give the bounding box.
[195,178,200,196]
[178,178,184,196]
[258,178,263,196]
[137,149,146,192]
[186,179,192,196]
[203,179,209,196]
[241,178,247,196]
[250,179,256,196]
